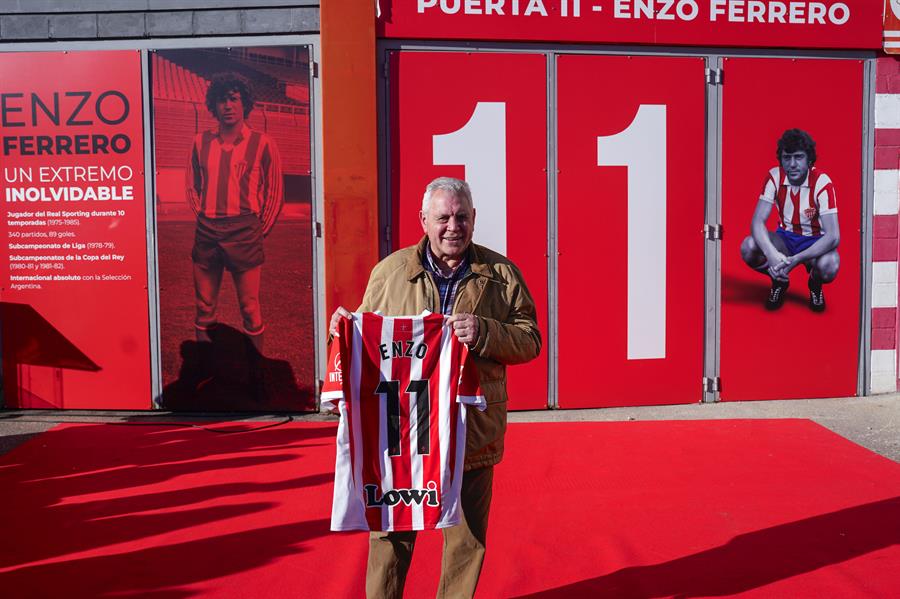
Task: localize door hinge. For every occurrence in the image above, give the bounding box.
[310,60,319,79]
[703,376,721,393]
[384,225,391,243]
[705,67,723,85]
[382,58,390,79]
[315,221,322,238]
[703,224,723,241]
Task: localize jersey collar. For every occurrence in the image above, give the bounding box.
[215,122,250,146]
[408,236,498,282]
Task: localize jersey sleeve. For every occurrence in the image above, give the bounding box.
[320,334,345,412]
[759,168,779,204]
[259,135,284,235]
[185,134,203,215]
[814,173,838,216]
[456,344,486,411]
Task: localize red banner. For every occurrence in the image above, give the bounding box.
[379,0,882,49]
[0,51,151,409]
[719,57,863,401]
[389,51,549,410]
[151,47,317,412]
[556,54,706,407]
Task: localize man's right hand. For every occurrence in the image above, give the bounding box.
[329,306,353,337]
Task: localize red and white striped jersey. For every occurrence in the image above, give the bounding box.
[322,311,485,532]
[759,166,837,237]
[185,124,283,233]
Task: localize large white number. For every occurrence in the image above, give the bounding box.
[433,102,507,255]
[432,100,666,360]
[598,104,667,360]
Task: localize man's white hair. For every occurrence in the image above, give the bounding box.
[421,177,473,213]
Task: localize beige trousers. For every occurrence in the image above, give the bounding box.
[365,466,494,599]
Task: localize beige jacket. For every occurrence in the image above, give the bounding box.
[357,237,542,470]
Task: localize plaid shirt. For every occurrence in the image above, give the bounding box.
[423,245,470,315]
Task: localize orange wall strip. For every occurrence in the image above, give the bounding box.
[321,0,379,319]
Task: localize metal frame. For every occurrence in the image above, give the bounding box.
[141,48,162,408]
[0,35,324,410]
[376,52,393,259]
[702,54,723,403]
[377,38,877,407]
[861,58,877,396]
[547,53,559,409]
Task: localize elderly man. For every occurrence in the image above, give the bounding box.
[329,176,541,599]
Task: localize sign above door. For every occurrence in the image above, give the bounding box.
[378,1,882,50]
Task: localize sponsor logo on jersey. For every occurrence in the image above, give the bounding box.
[329,351,342,383]
[365,481,439,508]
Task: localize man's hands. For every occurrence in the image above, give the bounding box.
[330,307,479,346]
[448,313,479,346]
[329,306,352,337]
[766,251,794,281]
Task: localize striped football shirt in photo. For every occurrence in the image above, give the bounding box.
[760,166,837,237]
[322,311,486,532]
[185,123,283,233]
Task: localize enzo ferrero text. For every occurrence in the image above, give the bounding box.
[1,90,132,156]
[417,0,851,26]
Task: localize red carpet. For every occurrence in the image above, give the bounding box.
[1,420,899,597]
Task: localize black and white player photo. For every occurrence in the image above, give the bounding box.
[739,128,840,312]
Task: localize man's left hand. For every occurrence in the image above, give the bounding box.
[448,313,479,346]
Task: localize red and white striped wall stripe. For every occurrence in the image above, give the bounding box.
[872,56,900,393]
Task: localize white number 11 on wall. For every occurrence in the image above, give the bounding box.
[432,101,666,361]
[433,102,508,256]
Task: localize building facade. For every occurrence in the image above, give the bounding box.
[1,1,898,410]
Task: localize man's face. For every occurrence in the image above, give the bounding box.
[780,150,810,185]
[420,190,475,262]
[215,90,244,127]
